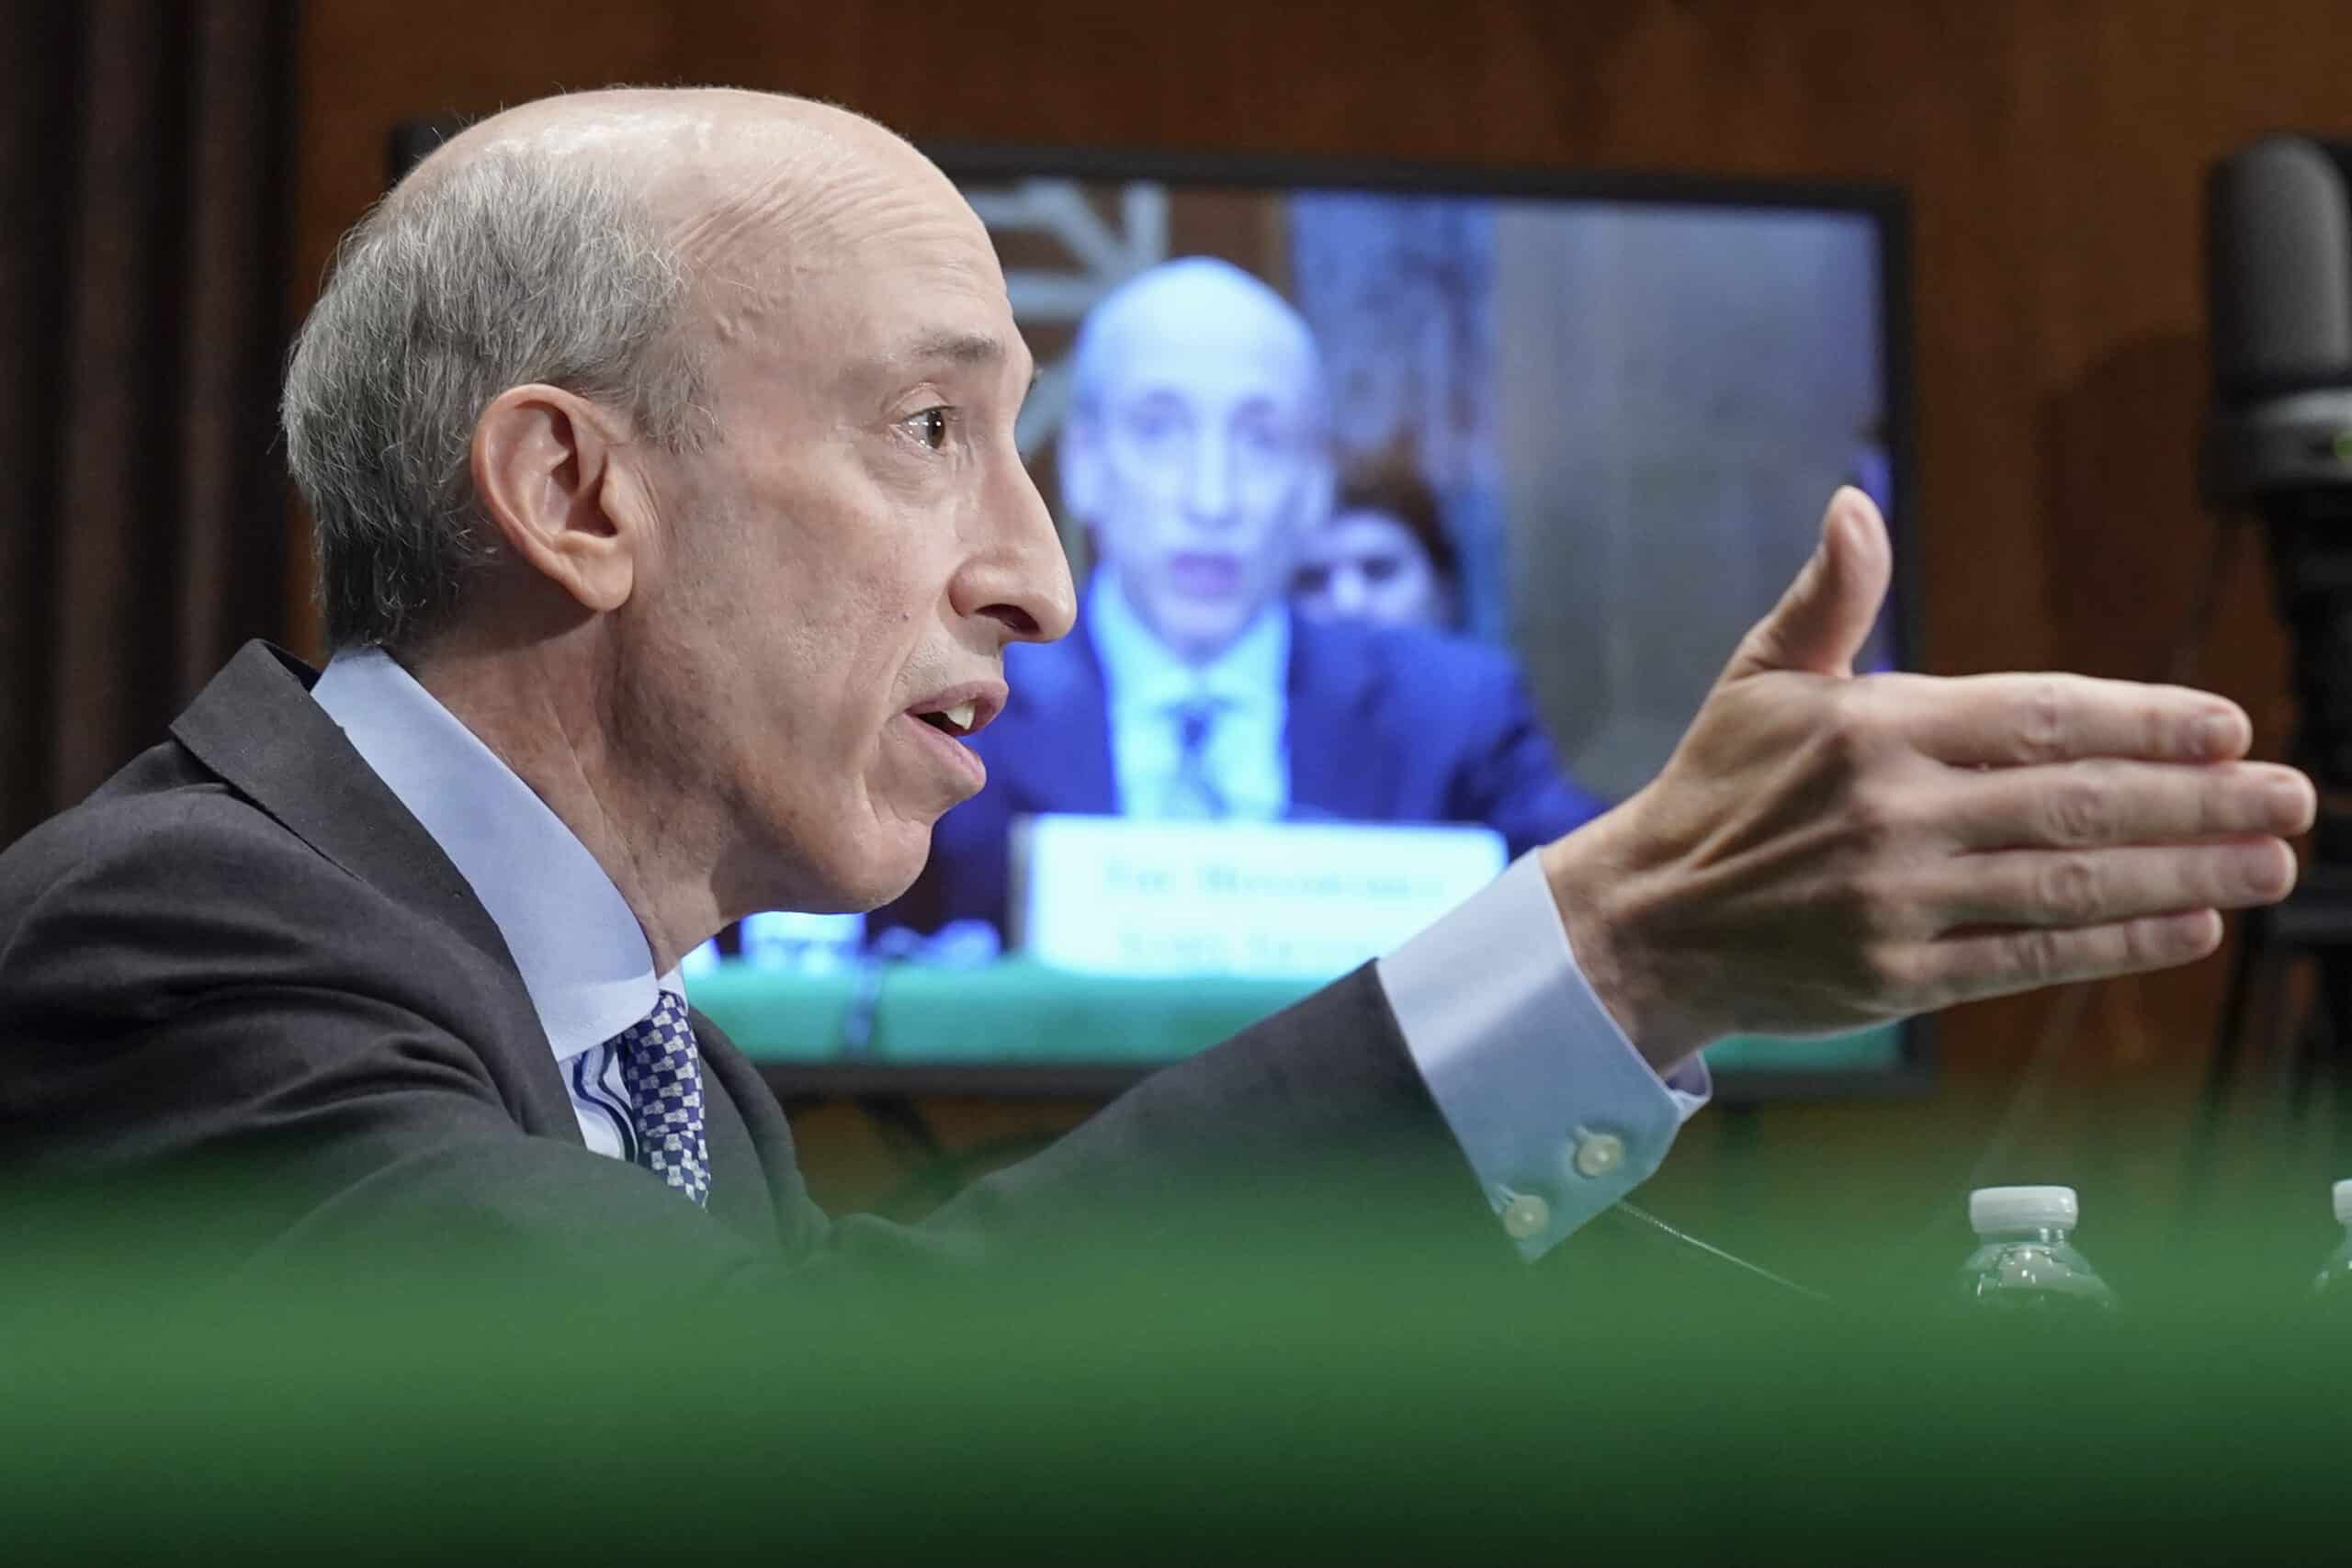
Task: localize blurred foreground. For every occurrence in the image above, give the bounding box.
[3,1160,2344,1562]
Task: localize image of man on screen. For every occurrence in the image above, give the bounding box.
[889,256,1608,937]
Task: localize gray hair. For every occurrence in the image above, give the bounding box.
[283,143,713,651]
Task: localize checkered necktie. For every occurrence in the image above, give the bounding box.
[611,990,710,1208]
[1164,697,1230,819]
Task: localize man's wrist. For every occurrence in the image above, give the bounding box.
[1539,808,1713,1073]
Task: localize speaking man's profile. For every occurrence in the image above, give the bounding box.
[892,256,1608,936]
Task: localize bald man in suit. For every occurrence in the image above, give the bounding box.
[0,91,2312,1289]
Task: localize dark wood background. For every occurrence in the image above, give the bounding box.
[280,0,2352,1280]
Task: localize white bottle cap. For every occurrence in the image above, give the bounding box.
[2334,1179,2352,1226]
[1968,1185,2079,1235]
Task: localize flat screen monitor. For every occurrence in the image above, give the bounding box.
[672,146,1920,1100]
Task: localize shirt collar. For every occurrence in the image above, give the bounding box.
[1087,569,1290,719]
[310,648,681,1063]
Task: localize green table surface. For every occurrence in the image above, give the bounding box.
[692,956,1905,1075]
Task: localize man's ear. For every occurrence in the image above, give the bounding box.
[1274,450,1339,570]
[1058,412,1103,523]
[470,384,639,615]
[1301,449,1337,533]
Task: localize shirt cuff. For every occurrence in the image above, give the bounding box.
[1375,850,1712,1260]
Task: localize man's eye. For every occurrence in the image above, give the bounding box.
[904,407,953,451]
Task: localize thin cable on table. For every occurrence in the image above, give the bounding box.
[1614,1200,1838,1304]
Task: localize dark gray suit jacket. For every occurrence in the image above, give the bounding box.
[0,644,1491,1287]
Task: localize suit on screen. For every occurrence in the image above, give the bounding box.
[883,610,1610,936]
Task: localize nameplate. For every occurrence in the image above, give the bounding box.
[1009,814,1508,979]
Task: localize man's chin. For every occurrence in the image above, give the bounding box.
[1158,602,1252,661]
[833,817,939,913]
[741,813,934,917]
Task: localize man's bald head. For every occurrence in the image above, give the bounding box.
[1069,256,1325,425]
[284,86,976,651]
[401,89,951,274]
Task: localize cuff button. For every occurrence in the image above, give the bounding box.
[1572,1130,1627,1179]
[1500,1193,1551,1241]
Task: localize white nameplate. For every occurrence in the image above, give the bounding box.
[1009,814,1508,979]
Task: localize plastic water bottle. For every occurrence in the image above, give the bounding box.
[2312,1180,2352,1303]
[1958,1185,2117,1319]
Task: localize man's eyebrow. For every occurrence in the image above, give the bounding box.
[854,330,1036,401]
[896,330,1008,369]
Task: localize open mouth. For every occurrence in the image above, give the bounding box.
[914,701,978,739]
[906,682,1001,742]
[1167,552,1243,599]
[899,695,993,795]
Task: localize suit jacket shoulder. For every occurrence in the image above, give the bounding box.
[1286,617,1609,851]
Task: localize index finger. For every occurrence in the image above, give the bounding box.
[1871,672,2251,767]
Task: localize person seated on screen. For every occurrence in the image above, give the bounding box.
[885,256,1609,938]
[1292,452,1462,634]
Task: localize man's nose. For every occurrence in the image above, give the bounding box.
[956,463,1076,645]
[1184,430,1238,526]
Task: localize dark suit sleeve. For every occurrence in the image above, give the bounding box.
[0,804,1498,1291]
[898,964,1498,1266]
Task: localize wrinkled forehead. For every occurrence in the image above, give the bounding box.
[665,117,982,265]
[694,164,1011,355]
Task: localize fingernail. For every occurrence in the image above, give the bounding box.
[2199,712,2245,755]
[2249,842,2298,901]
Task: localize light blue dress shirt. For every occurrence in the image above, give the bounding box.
[311,644,1707,1257]
[1089,571,1290,820]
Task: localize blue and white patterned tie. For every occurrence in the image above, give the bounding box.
[611,990,710,1208]
[1164,697,1230,819]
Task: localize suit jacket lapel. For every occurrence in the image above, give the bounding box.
[1284,621,1393,822]
[167,643,577,1145]
[691,1010,820,1255]
[172,644,528,980]
[995,623,1118,816]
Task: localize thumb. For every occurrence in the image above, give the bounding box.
[1724,487,1893,682]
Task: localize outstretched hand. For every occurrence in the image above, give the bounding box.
[1542,487,2315,1070]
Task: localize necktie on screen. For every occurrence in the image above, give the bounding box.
[610,990,711,1208]
[1164,697,1230,819]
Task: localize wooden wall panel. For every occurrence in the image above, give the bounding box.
[286,0,2352,1261]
